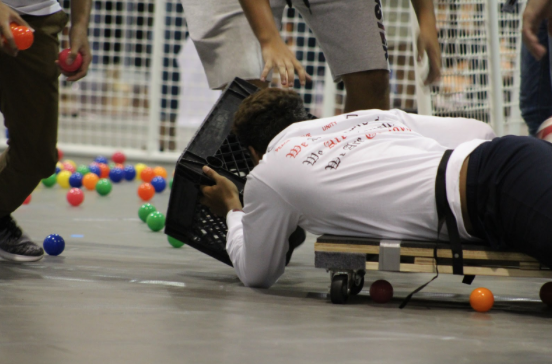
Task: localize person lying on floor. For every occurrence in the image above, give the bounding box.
[199,88,551,288]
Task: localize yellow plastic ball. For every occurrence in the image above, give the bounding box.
[135,163,147,181]
[56,170,72,189]
[56,161,64,170]
[64,159,77,168]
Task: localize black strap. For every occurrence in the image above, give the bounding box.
[399,246,439,309]
[435,149,464,275]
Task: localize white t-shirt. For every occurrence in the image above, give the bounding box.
[226,109,496,288]
[5,0,61,16]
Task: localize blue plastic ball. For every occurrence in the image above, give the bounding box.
[43,234,65,256]
[151,176,166,193]
[94,156,108,164]
[69,172,83,188]
[109,167,124,183]
[55,166,61,174]
[5,129,8,139]
[123,165,136,181]
[89,164,101,177]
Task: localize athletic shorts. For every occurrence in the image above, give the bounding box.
[466,136,552,268]
[181,0,265,90]
[271,0,390,82]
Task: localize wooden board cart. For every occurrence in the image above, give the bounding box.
[314,235,552,304]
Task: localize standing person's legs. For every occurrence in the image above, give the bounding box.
[181,0,269,90]
[0,11,68,260]
[466,136,552,268]
[274,0,390,112]
[519,21,552,136]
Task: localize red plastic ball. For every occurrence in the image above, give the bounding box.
[11,24,33,50]
[57,148,63,161]
[540,282,552,306]
[66,188,84,206]
[137,183,155,201]
[140,167,155,183]
[62,162,76,173]
[115,163,125,170]
[23,195,31,205]
[369,279,394,303]
[112,151,126,164]
[98,163,110,178]
[58,49,83,73]
[469,287,494,313]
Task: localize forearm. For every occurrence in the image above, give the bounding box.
[70,0,91,30]
[238,0,280,45]
[410,0,437,32]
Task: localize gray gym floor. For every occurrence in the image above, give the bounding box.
[2,158,551,364]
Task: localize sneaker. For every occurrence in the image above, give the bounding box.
[286,226,306,266]
[0,216,44,262]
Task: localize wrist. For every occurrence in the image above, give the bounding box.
[225,197,243,214]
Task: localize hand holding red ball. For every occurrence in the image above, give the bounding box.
[58,48,83,73]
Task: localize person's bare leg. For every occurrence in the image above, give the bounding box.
[341,70,390,113]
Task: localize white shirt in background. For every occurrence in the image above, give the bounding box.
[5,0,61,16]
[226,109,496,288]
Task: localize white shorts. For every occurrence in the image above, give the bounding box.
[181,0,265,90]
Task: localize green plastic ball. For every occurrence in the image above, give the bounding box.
[138,203,157,222]
[95,178,112,196]
[169,178,173,189]
[42,174,57,187]
[108,162,116,169]
[76,165,90,175]
[167,235,184,248]
[146,211,165,232]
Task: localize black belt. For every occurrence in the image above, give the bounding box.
[435,149,464,275]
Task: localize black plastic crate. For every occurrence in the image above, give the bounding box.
[166,78,312,266]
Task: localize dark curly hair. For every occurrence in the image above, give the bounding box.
[233,88,308,154]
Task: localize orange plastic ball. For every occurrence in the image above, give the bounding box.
[153,166,168,179]
[539,282,552,306]
[138,182,155,201]
[82,173,99,190]
[140,167,155,183]
[469,287,494,313]
[11,24,33,50]
[98,163,110,178]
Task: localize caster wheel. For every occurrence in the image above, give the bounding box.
[349,271,365,296]
[330,274,349,304]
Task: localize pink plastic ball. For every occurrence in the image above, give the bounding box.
[62,162,76,173]
[66,188,84,206]
[58,49,83,73]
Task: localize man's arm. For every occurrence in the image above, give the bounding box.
[200,166,299,288]
[64,0,92,81]
[410,0,441,85]
[395,110,496,148]
[522,0,552,60]
[238,0,311,87]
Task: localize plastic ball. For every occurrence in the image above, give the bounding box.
[62,162,75,173]
[151,176,166,193]
[56,170,72,189]
[167,235,185,248]
[43,234,65,256]
[169,178,173,189]
[88,164,101,177]
[94,156,108,164]
[57,148,63,161]
[69,172,83,188]
[146,211,166,232]
[66,187,84,206]
[82,173,99,190]
[76,165,90,175]
[108,162,116,169]
[138,203,157,222]
[65,159,77,168]
[112,151,126,164]
[95,178,112,196]
[123,165,136,181]
[140,167,155,183]
[42,174,57,187]
[58,48,83,73]
[369,280,394,304]
[469,287,494,313]
[539,282,552,306]
[153,166,168,179]
[23,195,31,205]
[135,163,147,180]
[56,161,64,170]
[137,182,155,201]
[98,163,110,178]
[11,24,33,50]
[114,163,125,170]
[108,167,124,183]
